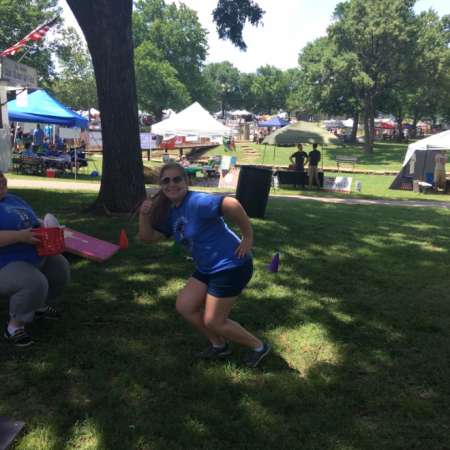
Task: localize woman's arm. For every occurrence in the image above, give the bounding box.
[0,229,40,247]
[221,196,253,258]
[138,200,164,243]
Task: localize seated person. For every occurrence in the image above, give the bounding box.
[55,136,67,152]
[42,138,50,153]
[179,155,191,167]
[60,149,72,165]
[0,171,70,347]
[21,142,36,158]
[70,147,88,167]
[47,143,60,157]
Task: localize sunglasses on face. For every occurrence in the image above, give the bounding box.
[160,175,184,185]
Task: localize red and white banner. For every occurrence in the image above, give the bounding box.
[0,17,58,57]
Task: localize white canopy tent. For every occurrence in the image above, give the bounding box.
[323,119,344,128]
[151,102,231,137]
[402,130,450,166]
[390,130,450,190]
[342,119,354,128]
[228,109,253,116]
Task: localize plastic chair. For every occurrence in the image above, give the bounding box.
[425,172,434,185]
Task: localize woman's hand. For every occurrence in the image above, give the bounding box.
[235,235,253,258]
[17,228,41,245]
[140,199,153,216]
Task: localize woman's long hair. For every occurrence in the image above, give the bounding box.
[149,162,188,228]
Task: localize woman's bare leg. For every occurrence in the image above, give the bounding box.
[176,277,225,346]
[203,294,262,349]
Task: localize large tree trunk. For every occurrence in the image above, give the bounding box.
[395,106,404,142]
[412,115,419,139]
[67,0,146,212]
[363,95,374,155]
[397,117,404,142]
[350,111,359,142]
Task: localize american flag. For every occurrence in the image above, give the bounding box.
[0,17,58,57]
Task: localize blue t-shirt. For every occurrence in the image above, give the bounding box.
[156,191,249,274]
[33,128,45,146]
[0,194,42,269]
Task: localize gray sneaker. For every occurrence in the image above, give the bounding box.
[35,305,61,321]
[196,342,231,359]
[4,325,34,348]
[243,342,271,368]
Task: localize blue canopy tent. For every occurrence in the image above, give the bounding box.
[258,117,289,128]
[7,90,88,128]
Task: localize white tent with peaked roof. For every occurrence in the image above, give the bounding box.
[402,130,450,166]
[390,130,450,190]
[151,102,231,137]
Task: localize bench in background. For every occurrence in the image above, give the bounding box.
[336,155,358,171]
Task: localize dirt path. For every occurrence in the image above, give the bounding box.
[270,193,450,209]
[8,178,450,209]
[8,178,100,192]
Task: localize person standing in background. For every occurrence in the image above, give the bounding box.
[32,124,44,147]
[308,143,321,188]
[289,144,309,188]
[434,150,447,192]
[290,144,309,172]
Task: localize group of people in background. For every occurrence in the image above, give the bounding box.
[289,143,321,189]
[11,123,89,173]
[12,124,67,154]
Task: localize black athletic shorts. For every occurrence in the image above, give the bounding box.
[192,258,253,298]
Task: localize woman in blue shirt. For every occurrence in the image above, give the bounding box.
[0,171,70,347]
[139,162,270,367]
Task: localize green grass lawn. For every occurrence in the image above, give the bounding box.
[206,141,409,172]
[1,188,450,450]
[86,140,410,172]
[8,141,450,205]
[273,173,450,203]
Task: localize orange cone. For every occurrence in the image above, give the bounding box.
[119,229,129,250]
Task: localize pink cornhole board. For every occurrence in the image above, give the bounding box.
[63,228,120,262]
[0,416,25,450]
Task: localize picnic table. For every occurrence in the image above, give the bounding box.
[12,154,73,176]
[184,165,219,185]
[12,156,45,176]
[185,165,216,176]
[41,156,71,172]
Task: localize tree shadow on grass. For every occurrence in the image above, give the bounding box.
[1,190,450,449]
[324,142,408,168]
